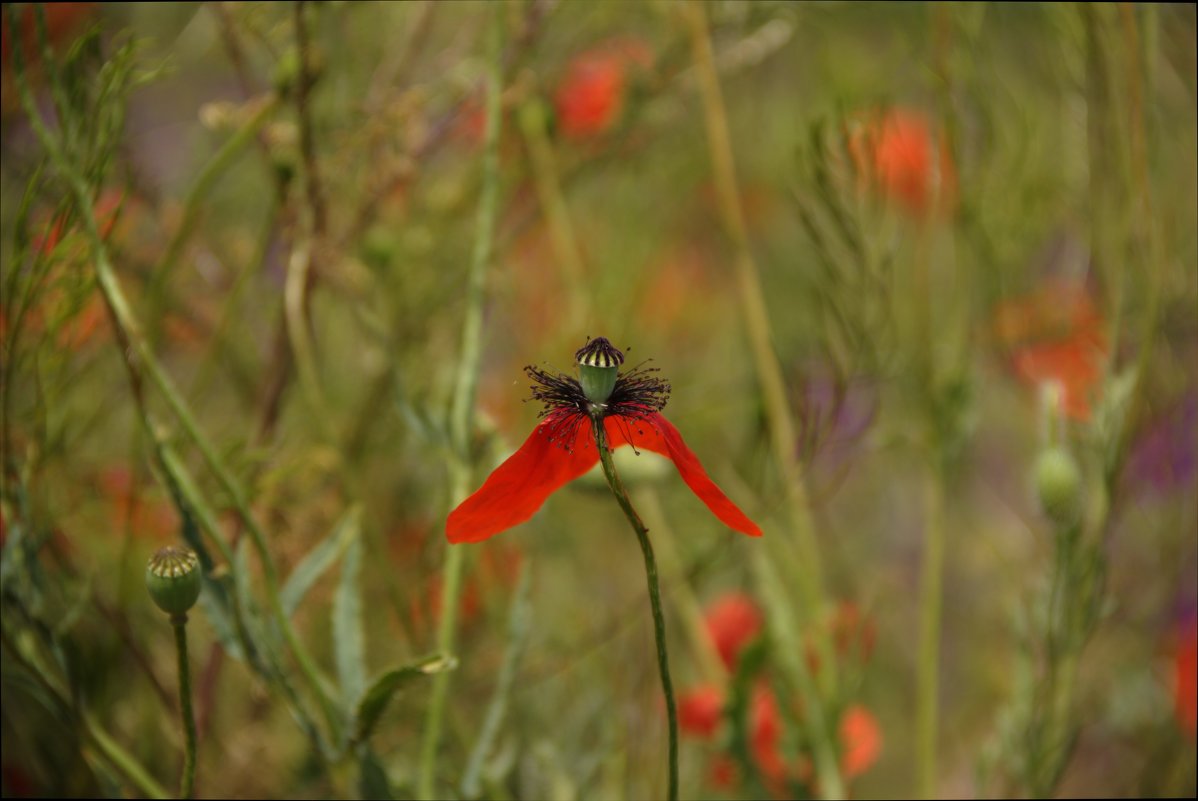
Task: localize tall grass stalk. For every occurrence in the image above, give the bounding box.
[681,5,843,797]
[417,7,504,798]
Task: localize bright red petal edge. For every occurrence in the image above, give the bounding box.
[445,412,762,543]
[614,413,762,538]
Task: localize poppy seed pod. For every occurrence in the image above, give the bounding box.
[1034,446,1082,526]
[146,546,202,618]
[576,336,624,405]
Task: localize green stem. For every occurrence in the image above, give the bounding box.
[148,95,280,310]
[171,616,198,799]
[916,463,946,800]
[83,711,172,800]
[680,3,834,683]
[592,415,679,801]
[417,8,503,798]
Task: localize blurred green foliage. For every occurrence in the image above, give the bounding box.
[1,2,1195,799]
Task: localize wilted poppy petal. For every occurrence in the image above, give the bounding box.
[447,421,598,544]
[610,413,763,537]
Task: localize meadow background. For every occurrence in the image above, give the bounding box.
[1,2,1195,799]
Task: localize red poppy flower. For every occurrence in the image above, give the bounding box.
[839,704,882,778]
[1175,612,1197,738]
[750,685,788,787]
[554,52,624,139]
[678,684,724,739]
[849,108,955,217]
[704,592,764,670]
[995,279,1107,421]
[447,338,761,543]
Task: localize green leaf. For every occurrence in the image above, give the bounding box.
[196,576,244,661]
[281,507,359,618]
[356,745,395,801]
[333,506,366,725]
[353,654,457,744]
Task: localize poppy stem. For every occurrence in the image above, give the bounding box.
[591,415,679,801]
[171,615,198,799]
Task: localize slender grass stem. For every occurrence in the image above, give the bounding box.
[417,8,504,798]
[916,463,946,800]
[172,616,198,799]
[149,95,279,307]
[679,1,829,638]
[592,417,679,801]
[681,7,843,797]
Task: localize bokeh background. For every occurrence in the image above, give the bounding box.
[1,2,1195,799]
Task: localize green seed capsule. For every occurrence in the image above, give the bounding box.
[1034,446,1082,526]
[575,337,624,405]
[146,546,202,617]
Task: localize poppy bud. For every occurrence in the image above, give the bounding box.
[146,546,202,618]
[575,336,624,405]
[1034,446,1082,526]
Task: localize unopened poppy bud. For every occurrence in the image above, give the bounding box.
[1034,446,1082,525]
[575,336,624,405]
[146,546,202,618]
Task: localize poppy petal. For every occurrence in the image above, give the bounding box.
[447,421,598,544]
[609,413,763,537]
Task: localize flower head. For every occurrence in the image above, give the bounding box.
[1174,606,1197,738]
[996,280,1108,421]
[446,338,761,543]
[678,684,724,739]
[848,108,955,217]
[554,50,628,140]
[839,705,882,778]
[704,593,764,670]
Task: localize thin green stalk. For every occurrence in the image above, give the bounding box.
[172,616,198,799]
[417,8,503,798]
[681,7,843,796]
[751,548,845,801]
[461,564,532,799]
[593,416,679,801]
[518,97,591,331]
[679,2,830,640]
[915,463,946,800]
[83,711,172,801]
[148,95,280,307]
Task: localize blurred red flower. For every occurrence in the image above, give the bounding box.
[751,685,788,790]
[678,683,724,739]
[995,279,1107,421]
[553,39,650,141]
[1175,613,1197,738]
[705,592,764,670]
[555,52,625,139]
[839,704,882,778]
[676,593,882,794]
[849,108,955,217]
